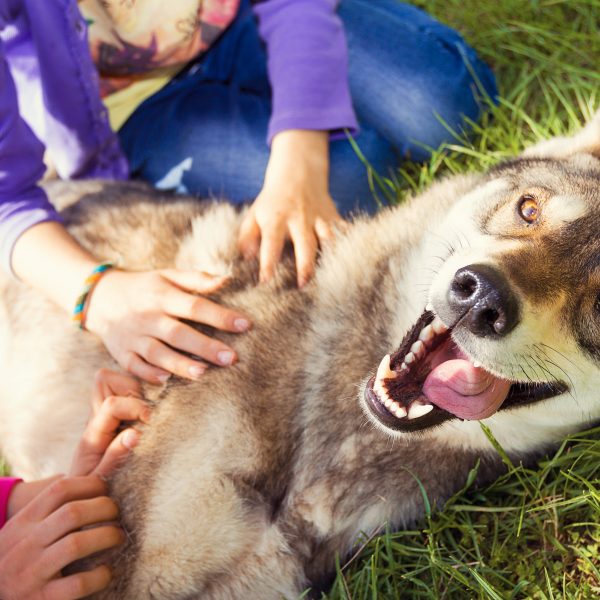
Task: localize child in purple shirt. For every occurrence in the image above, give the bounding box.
[0,369,148,599]
[0,0,496,385]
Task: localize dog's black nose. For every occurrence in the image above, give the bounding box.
[447,265,519,337]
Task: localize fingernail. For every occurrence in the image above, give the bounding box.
[217,350,235,366]
[188,365,206,379]
[234,318,251,332]
[157,373,170,384]
[122,429,139,450]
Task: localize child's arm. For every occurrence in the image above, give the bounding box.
[238,0,357,287]
[0,369,149,600]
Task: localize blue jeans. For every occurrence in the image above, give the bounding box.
[119,0,497,215]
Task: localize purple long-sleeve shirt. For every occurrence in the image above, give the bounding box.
[0,0,357,273]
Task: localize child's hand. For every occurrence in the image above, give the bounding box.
[71,368,150,478]
[0,370,147,599]
[0,475,123,599]
[85,269,252,383]
[238,129,343,287]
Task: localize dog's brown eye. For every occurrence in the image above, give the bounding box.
[518,195,540,224]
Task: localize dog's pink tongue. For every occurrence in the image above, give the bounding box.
[423,359,510,420]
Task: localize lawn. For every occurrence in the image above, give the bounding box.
[324,1,600,598]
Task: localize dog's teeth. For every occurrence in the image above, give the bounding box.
[404,352,415,364]
[473,361,482,369]
[375,354,396,383]
[390,401,407,418]
[410,340,425,357]
[394,406,407,418]
[407,402,434,420]
[418,325,434,343]
[400,363,408,371]
[426,302,434,312]
[374,378,394,407]
[432,317,448,334]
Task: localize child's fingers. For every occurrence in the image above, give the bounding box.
[289,221,318,288]
[258,223,286,283]
[43,565,113,600]
[238,212,261,260]
[85,395,150,452]
[92,368,142,410]
[71,395,150,477]
[23,476,108,522]
[113,352,170,388]
[40,496,119,547]
[44,526,124,579]
[93,427,140,479]
[159,269,231,295]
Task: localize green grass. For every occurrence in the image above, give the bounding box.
[365,0,599,202]
[325,428,600,599]
[325,1,600,598]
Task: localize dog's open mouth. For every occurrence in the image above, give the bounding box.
[364,310,568,432]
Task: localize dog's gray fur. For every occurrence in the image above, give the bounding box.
[1,116,600,598]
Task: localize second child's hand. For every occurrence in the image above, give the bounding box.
[0,369,149,600]
[238,129,343,288]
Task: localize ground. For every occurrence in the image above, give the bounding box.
[324,1,600,598]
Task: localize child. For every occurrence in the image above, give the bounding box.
[0,369,148,599]
[0,1,496,385]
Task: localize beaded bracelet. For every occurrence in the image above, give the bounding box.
[72,262,114,330]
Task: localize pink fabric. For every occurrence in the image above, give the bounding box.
[0,477,22,528]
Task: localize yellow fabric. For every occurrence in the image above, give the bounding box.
[102,66,181,130]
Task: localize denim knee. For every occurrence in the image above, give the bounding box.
[339,0,497,161]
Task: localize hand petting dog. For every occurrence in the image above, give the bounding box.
[238,129,342,288]
[0,369,147,600]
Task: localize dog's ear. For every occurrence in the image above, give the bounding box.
[523,111,600,161]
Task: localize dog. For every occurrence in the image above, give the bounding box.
[0,114,599,599]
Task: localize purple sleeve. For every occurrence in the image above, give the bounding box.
[0,477,22,528]
[252,0,358,143]
[0,27,62,275]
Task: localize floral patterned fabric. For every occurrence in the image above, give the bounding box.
[79,0,240,96]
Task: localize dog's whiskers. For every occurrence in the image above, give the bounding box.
[537,342,584,373]
[531,347,577,394]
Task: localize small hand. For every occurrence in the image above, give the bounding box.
[1,370,147,599]
[238,129,343,287]
[0,475,123,600]
[85,269,252,383]
[70,369,149,478]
